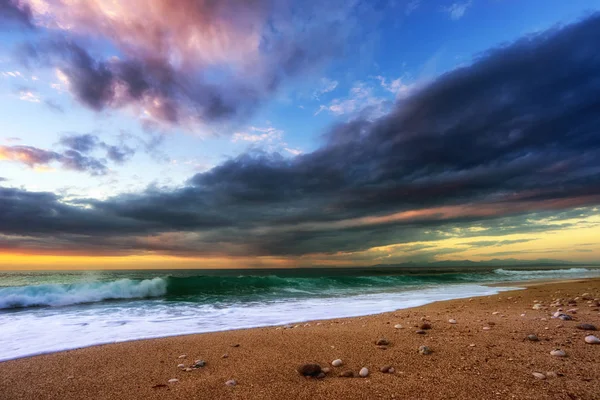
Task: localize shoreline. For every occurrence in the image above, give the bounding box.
[1,280,526,363]
[0,277,586,363]
[1,278,599,399]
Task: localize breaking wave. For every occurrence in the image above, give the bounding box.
[0,278,167,309]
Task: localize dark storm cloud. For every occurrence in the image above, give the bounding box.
[2,15,600,257]
[0,0,33,28]
[12,0,369,127]
[60,133,136,164]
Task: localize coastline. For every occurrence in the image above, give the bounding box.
[1,278,599,399]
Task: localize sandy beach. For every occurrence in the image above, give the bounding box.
[1,278,599,400]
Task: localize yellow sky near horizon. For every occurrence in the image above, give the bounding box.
[1,214,598,270]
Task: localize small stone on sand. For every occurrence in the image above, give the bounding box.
[297,364,322,377]
[375,338,390,346]
[419,345,432,355]
[359,367,369,377]
[483,326,491,331]
[584,335,600,344]
[222,354,229,358]
[177,363,185,368]
[192,360,206,368]
[339,371,354,378]
[178,355,186,359]
[168,379,179,384]
[322,367,331,374]
[550,349,566,357]
[225,380,237,387]
[576,323,597,331]
[420,322,432,330]
[380,365,393,373]
[394,324,403,329]
[448,319,457,324]
[532,372,546,380]
[526,334,539,341]
[332,359,343,367]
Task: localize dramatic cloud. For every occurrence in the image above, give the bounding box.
[59,133,135,164]
[0,134,136,174]
[11,0,372,128]
[1,15,600,258]
[0,0,33,27]
[0,144,108,175]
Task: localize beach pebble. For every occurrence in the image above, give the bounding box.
[388,367,395,374]
[322,367,331,374]
[222,354,229,358]
[448,319,457,324]
[394,324,403,329]
[316,372,326,379]
[550,349,566,357]
[231,343,240,347]
[225,379,237,387]
[177,363,185,368]
[332,359,343,367]
[482,326,491,331]
[415,329,426,334]
[420,322,432,330]
[576,323,597,331]
[184,368,193,372]
[359,367,369,377]
[297,364,322,377]
[546,372,558,379]
[339,371,354,378]
[168,379,179,384]
[581,293,592,300]
[532,372,546,380]
[380,365,393,373]
[178,355,186,359]
[492,311,499,315]
[419,345,432,355]
[469,344,476,347]
[375,338,390,346]
[526,334,539,341]
[584,335,600,344]
[532,304,544,310]
[192,360,206,368]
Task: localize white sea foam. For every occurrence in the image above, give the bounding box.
[494,268,590,276]
[0,283,518,362]
[0,278,167,309]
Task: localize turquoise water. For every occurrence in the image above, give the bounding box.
[0,267,598,361]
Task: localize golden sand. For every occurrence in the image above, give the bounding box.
[1,279,599,400]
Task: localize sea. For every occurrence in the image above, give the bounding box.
[1,266,599,362]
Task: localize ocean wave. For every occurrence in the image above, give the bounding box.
[0,278,167,309]
[494,268,590,275]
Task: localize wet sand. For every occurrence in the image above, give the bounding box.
[1,278,599,400]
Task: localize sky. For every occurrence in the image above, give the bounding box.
[1,0,599,269]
